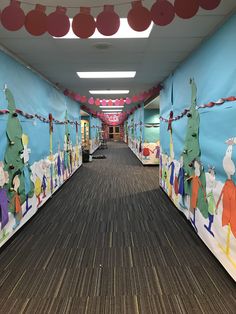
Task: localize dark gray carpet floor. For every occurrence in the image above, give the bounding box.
[0,142,235,314]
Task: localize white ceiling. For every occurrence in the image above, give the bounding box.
[0,0,236,113]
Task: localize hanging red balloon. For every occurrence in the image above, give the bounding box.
[96,5,120,36]
[25,4,47,36]
[47,6,70,37]
[1,0,25,31]
[151,0,175,26]
[72,7,96,39]
[174,0,199,19]
[199,0,221,10]
[127,1,151,32]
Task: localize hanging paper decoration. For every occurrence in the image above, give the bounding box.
[151,0,175,26]
[47,6,70,37]
[119,98,125,105]
[96,5,120,36]
[88,97,95,105]
[108,99,113,106]
[25,4,47,36]
[74,93,81,101]
[199,0,221,10]
[125,97,131,105]
[63,89,70,96]
[132,95,139,102]
[174,0,199,19]
[81,96,87,103]
[1,0,25,31]
[95,98,100,106]
[72,7,96,39]
[127,1,151,32]
[114,99,120,106]
[102,99,107,106]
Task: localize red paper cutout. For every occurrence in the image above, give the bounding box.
[72,7,96,39]
[114,99,120,106]
[108,99,113,106]
[74,94,81,101]
[95,98,100,106]
[119,98,125,105]
[1,0,25,31]
[174,0,199,19]
[81,96,87,103]
[199,0,221,10]
[25,4,47,36]
[47,6,70,37]
[96,5,120,36]
[128,1,151,32]
[151,0,175,26]
[88,97,95,105]
[125,97,131,105]
[102,99,107,106]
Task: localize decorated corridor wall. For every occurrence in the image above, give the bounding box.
[159,14,236,281]
[127,105,159,165]
[0,50,82,247]
[90,116,102,154]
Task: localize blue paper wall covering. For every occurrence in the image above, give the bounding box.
[160,14,236,281]
[0,50,82,246]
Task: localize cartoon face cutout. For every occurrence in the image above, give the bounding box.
[0,162,9,187]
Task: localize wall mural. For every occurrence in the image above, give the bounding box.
[0,86,82,245]
[160,79,236,280]
[127,105,160,165]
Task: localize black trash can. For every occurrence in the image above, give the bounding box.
[82,149,90,163]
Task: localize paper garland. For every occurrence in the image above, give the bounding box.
[160,96,236,123]
[0,108,80,125]
[0,0,222,38]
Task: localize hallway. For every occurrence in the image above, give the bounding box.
[0,142,235,314]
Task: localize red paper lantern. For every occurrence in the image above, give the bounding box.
[128,1,151,32]
[96,5,120,36]
[25,4,47,36]
[151,0,175,26]
[174,0,199,19]
[1,0,25,31]
[47,6,70,37]
[199,0,221,10]
[72,7,96,39]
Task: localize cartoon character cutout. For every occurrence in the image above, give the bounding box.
[204,166,217,237]
[216,138,236,262]
[142,141,154,160]
[0,162,9,241]
[178,155,187,209]
[187,159,207,233]
[35,175,42,207]
[21,134,32,216]
[12,172,22,230]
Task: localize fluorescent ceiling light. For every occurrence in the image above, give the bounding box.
[102,109,122,112]
[99,106,124,109]
[54,18,153,39]
[77,71,136,79]
[104,112,122,115]
[89,90,129,95]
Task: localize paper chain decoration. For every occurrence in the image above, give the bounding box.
[0,108,81,126]
[160,96,236,123]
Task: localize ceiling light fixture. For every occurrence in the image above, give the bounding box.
[99,106,124,109]
[102,109,122,112]
[54,18,153,39]
[89,90,129,94]
[77,71,136,78]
